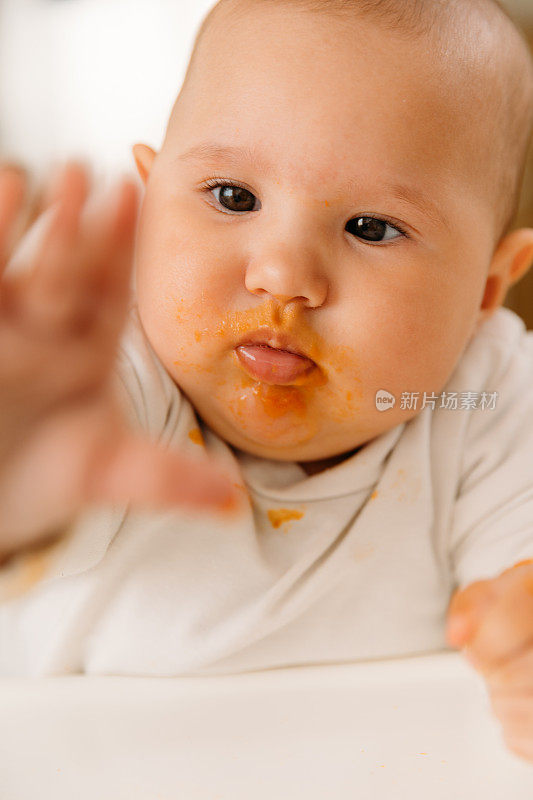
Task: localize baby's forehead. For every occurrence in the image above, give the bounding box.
[203,1,528,81]
[182,2,512,158]
[181,0,533,240]
[192,1,525,115]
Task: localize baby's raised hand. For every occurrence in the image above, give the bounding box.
[0,163,241,562]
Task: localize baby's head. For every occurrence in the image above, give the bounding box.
[132,0,533,465]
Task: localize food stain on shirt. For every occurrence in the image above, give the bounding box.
[370,490,378,500]
[268,508,305,532]
[393,468,406,486]
[0,538,59,603]
[391,468,421,502]
[352,544,376,562]
[188,427,204,446]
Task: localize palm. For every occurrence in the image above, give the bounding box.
[0,166,133,460]
[0,164,240,559]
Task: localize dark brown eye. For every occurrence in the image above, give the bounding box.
[346,216,402,243]
[213,184,257,213]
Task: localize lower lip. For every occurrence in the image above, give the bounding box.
[235,344,316,384]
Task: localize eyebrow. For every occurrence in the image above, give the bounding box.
[177,141,450,231]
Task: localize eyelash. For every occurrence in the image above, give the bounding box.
[201,177,411,242]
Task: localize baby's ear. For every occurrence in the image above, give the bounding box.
[501,228,533,285]
[478,228,533,322]
[132,144,157,185]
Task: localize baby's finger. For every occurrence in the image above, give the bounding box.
[0,167,27,280]
[92,179,139,341]
[41,160,89,210]
[23,180,48,232]
[84,431,244,516]
[22,164,91,334]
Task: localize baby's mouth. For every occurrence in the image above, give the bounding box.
[234,343,316,385]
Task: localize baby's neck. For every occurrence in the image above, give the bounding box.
[298,447,361,476]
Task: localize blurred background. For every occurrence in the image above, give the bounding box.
[0,0,532,327]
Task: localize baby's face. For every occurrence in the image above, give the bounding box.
[134,5,497,463]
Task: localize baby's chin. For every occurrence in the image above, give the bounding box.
[196,390,321,455]
[192,390,370,464]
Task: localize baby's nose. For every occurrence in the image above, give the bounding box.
[244,262,328,310]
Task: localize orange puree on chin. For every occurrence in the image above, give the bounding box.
[247,383,307,419]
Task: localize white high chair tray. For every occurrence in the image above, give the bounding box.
[1,650,532,799]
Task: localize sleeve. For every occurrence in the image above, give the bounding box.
[113,304,201,456]
[112,302,183,440]
[448,323,533,591]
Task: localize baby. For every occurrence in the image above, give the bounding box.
[2,0,533,760]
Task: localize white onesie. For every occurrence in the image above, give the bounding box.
[1,301,532,677]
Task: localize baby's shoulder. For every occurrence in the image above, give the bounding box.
[441,307,533,472]
[453,307,532,390]
[474,306,529,347]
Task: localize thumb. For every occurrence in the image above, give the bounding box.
[83,431,244,516]
[446,579,497,648]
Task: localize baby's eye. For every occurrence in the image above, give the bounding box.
[346,216,405,243]
[206,181,260,213]
[204,181,408,243]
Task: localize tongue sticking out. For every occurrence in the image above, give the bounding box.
[235,344,316,384]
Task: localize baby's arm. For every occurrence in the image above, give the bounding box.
[445,318,533,762]
[0,163,240,565]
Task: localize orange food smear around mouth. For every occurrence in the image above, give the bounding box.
[174,295,364,446]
